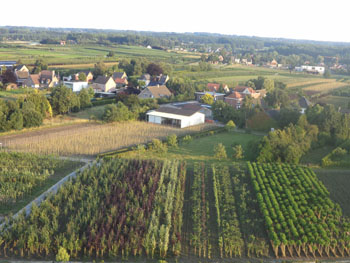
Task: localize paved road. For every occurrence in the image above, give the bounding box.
[0,160,94,230]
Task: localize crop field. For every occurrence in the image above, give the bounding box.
[0,151,83,216]
[248,162,350,258]
[1,121,215,157]
[302,80,349,96]
[0,43,195,65]
[0,158,187,258]
[314,95,350,108]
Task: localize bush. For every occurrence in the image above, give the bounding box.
[182,135,192,144]
[22,108,43,128]
[167,134,178,147]
[56,247,70,262]
[102,102,134,123]
[214,143,227,159]
[151,139,168,154]
[225,120,236,131]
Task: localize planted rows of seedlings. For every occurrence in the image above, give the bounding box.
[248,162,350,258]
[212,165,244,258]
[0,151,61,204]
[0,158,186,259]
[190,163,212,258]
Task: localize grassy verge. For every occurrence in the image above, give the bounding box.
[0,160,84,216]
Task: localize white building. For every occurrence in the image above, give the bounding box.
[295,65,325,74]
[63,81,89,92]
[146,106,205,128]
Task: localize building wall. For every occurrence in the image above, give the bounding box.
[181,112,205,128]
[138,89,153,99]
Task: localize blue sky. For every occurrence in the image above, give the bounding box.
[1,0,349,43]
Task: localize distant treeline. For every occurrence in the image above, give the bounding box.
[2,26,350,65]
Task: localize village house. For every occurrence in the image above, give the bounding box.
[112,72,128,88]
[234,86,261,99]
[23,74,40,88]
[73,71,94,83]
[146,105,205,128]
[138,73,151,87]
[295,65,325,75]
[14,65,30,86]
[147,74,169,87]
[207,83,229,93]
[138,85,172,99]
[92,76,116,92]
[39,70,59,88]
[224,92,244,109]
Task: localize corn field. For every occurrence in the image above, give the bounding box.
[2,121,215,157]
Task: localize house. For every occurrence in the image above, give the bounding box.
[15,70,30,86]
[298,96,312,114]
[23,74,40,88]
[39,70,59,88]
[162,101,213,119]
[194,91,225,102]
[207,83,229,93]
[138,73,151,87]
[234,86,261,99]
[138,85,172,99]
[146,106,205,128]
[224,92,243,109]
[14,65,29,72]
[112,72,128,88]
[148,74,170,87]
[91,76,116,92]
[269,59,278,68]
[63,81,89,92]
[74,71,93,83]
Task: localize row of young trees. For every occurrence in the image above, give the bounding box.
[190,163,212,258]
[212,165,244,258]
[0,158,186,260]
[248,162,350,258]
[0,151,60,204]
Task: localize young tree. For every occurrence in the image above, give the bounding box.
[56,247,70,262]
[200,94,214,105]
[167,134,178,148]
[78,88,92,109]
[214,143,227,159]
[50,85,80,115]
[232,144,244,159]
[151,138,168,154]
[78,72,87,81]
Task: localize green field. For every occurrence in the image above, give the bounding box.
[0,43,197,66]
[315,169,350,216]
[121,130,263,164]
[315,95,350,108]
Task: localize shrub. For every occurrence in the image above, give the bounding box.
[22,108,43,128]
[182,135,192,144]
[102,102,133,123]
[167,134,178,147]
[225,120,236,131]
[56,247,70,262]
[214,143,227,159]
[151,139,168,154]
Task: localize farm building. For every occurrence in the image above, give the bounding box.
[138,85,172,99]
[295,65,325,74]
[146,105,205,128]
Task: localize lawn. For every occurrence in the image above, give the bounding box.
[69,105,106,120]
[301,145,335,166]
[121,131,263,164]
[0,159,83,216]
[315,168,350,217]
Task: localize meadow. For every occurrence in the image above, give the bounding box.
[120,130,262,164]
[1,121,215,157]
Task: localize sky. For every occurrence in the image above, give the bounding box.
[1,0,349,43]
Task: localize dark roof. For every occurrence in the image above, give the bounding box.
[15,64,26,71]
[95,76,112,85]
[112,72,126,79]
[140,73,151,80]
[299,96,312,108]
[154,106,201,116]
[148,81,161,86]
